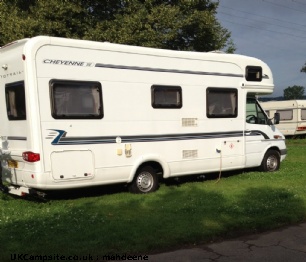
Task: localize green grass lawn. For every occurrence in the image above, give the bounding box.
[1,138,306,260]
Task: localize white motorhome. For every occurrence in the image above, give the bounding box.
[0,36,286,197]
[261,100,306,136]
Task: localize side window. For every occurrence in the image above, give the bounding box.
[245,66,262,82]
[302,109,306,120]
[246,97,269,125]
[206,88,237,118]
[151,85,182,109]
[5,81,26,120]
[50,80,103,119]
[276,110,293,121]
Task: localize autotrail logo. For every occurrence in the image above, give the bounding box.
[0,71,23,79]
[43,59,94,67]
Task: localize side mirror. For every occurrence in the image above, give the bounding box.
[274,112,280,125]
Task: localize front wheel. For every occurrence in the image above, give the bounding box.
[129,166,159,194]
[259,150,280,172]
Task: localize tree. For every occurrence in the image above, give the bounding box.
[283,85,305,100]
[0,0,235,52]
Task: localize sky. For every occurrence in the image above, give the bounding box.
[216,0,306,97]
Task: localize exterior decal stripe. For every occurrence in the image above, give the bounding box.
[95,63,243,78]
[48,129,270,146]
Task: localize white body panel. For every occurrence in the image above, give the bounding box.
[261,100,306,136]
[0,36,287,194]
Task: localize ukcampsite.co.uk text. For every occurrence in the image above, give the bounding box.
[10,253,149,261]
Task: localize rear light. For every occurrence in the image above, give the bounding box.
[296,126,306,131]
[22,151,40,162]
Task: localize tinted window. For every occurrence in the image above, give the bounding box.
[151,85,182,109]
[5,81,26,120]
[245,66,262,82]
[50,80,103,119]
[207,88,237,118]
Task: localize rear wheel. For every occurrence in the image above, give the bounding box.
[260,150,280,172]
[129,166,159,193]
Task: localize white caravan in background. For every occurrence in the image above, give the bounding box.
[261,100,306,136]
[0,36,286,197]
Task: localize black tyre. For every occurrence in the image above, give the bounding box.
[259,149,280,172]
[129,166,159,193]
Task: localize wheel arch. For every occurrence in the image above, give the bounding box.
[264,146,280,155]
[260,146,281,172]
[128,155,170,183]
[262,145,281,159]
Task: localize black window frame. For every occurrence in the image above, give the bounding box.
[50,79,103,119]
[206,87,238,118]
[151,85,182,109]
[5,81,26,121]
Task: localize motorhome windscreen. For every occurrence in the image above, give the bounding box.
[206,88,237,118]
[50,80,103,119]
[5,81,26,120]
